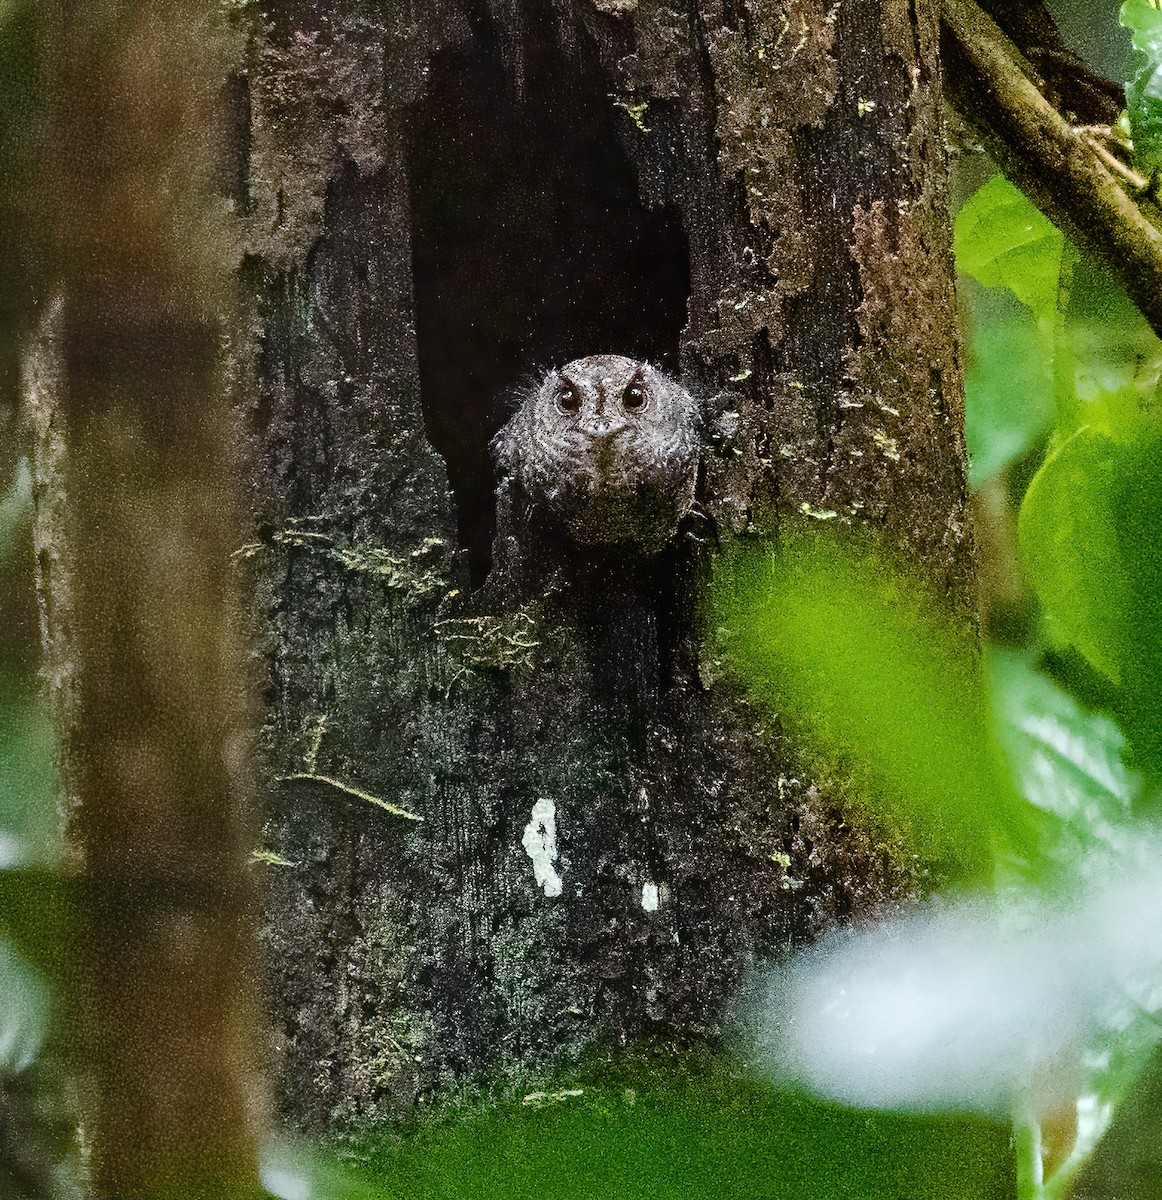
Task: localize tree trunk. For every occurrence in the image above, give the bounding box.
[243,0,971,1130]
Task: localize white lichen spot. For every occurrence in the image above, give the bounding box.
[642,882,660,912]
[522,797,563,898]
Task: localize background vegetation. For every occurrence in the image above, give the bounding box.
[2,1,1160,1197]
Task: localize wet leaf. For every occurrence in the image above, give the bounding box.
[988,651,1139,879]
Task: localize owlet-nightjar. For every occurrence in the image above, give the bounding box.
[493,355,700,553]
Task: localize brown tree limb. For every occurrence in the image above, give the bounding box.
[977,0,1123,126]
[942,0,1162,340]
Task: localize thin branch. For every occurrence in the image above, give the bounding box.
[941,0,1162,340]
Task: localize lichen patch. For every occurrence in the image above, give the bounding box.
[522,797,564,898]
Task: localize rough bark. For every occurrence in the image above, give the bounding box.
[242,0,971,1130]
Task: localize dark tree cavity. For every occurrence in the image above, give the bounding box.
[242,0,970,1131]
[410,6,691,582]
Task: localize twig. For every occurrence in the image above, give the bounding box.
[1073,125,1132,147]
[276,773,424,822]
[1082,135,1150,194]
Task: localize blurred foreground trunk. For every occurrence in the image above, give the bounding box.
[27,4,264,1197]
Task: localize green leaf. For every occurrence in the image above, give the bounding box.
[954,175,1065,324]
[1042,1007,1162,1200]
[712,537,1042,871]
[1020,430,1131,683]
[977,655,1157,1197]
[963,285,1055,486]
[1121,0,1162,175]
[1064,1036,1162,1200]
[1019,429,1162,777]
[1060,254,1162,441]
[955,177,1066,485]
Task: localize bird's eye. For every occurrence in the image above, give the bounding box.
[556,381,580,413]
[622,380,647,410]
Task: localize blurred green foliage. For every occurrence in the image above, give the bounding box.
[1,5,1159,1200]
[1021,429,1162,778]
[956,167,1162,786]
[0,464,58,1180]
[713,537,1038,877]
[1122,0,1162,174]
[961,287,1056,488]
[955,175,1061,486]
[955,175,1065,321]
[0,686,56,868]
[311,1068,1010,1200]
[987,651,1138,879]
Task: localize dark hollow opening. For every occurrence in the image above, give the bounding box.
[408,4,691,584]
